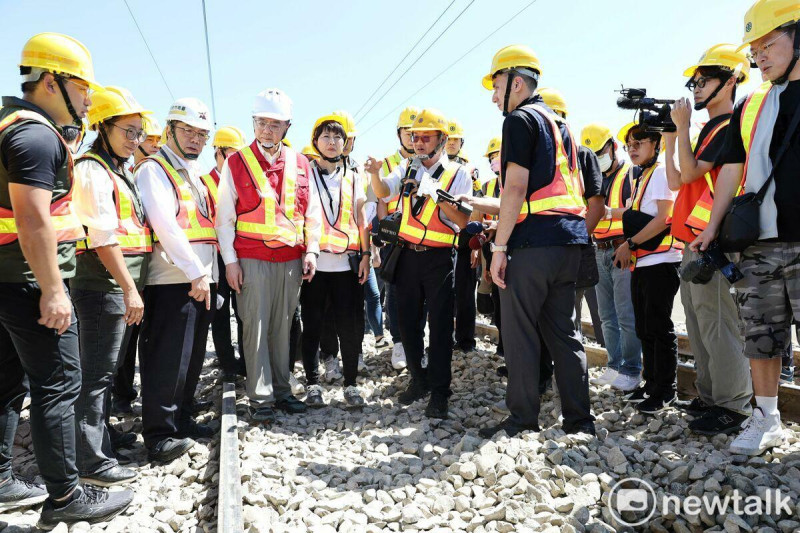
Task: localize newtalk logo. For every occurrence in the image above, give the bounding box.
[609,477,792,527]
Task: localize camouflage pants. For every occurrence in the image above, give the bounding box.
[736,241,800,359]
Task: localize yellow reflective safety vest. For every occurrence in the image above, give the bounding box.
[397,162,460,248]
[593,162,631,239]
[311,161,361,254]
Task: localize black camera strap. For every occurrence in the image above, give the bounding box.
[411,165,445,217]
[754,95,800,204]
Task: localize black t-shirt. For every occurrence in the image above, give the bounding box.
[501,96,588,249]
[720,80,800,241]
[578,145,603,199]
[0,122,65,194]
[600,162,632,204]
[695,113,731,163]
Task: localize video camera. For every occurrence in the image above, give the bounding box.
[680,241,744,285]
[616,87,677,133]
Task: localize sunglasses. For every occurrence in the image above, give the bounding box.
[412,134,439,143]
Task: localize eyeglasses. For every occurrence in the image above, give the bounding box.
[62,77,93,97]
[253,118,285,133]
[624,139,653,152]
[173,125,210,142]
[111,123,147,142]
[685,75,717,91]
[412,134,439,143]
[318,133,344,144]
[747,31,790,63]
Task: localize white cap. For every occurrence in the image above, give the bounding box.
[252,89,292,121]
[166,97,212,131]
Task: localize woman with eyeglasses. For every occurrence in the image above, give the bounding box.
[612,123,683,416]
[71,87,152,486]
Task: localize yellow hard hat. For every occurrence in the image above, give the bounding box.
[536,87,568,117]
[407,108,448,134]
[142,115,162,138]
[213,126,246,150]
[282,139,292,148]
[87,86,150,130]
[581,123,613,150]
[397,106,421,129]
[482,44,542,90]
[20,33,101,90]
[617,122,637,144]
[311,114,349,144]
[683,44,751,84]
[332,110,358,137]
[484,137,501,158]
[456,149,469,163]
[446,120,464,139]
[301,145,319,159]
[740,0,800,49]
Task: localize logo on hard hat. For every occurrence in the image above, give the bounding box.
[449,125,455,132]
[746,22,752,33]
[585,138,592,146]
[199,112,207,120]
[410,114,417,120]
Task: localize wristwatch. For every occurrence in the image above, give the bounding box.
[306,251,320,258]
[490,243,508,253]
[626,238,638,251]
[360,250,372,258]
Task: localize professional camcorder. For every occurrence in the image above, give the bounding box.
[616,87,677,133]
[680,241,744,285]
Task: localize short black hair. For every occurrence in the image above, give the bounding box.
[695,66,738,102]
[518,73,538,92]
[626,124,661,145]
[19,66,42,94]
[312,120,346,142]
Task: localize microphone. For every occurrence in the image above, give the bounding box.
[469,233,487,250]
[403,158,422,197]
[465,221,485,235]
[616,97,640,110]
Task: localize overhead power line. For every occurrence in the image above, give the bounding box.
[122,0,175,100]
[356,0,476,123]
[201,0,218,128]
[359,0,540,138]
[353,0,457,120]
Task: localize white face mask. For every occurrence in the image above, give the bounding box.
[597,152,613,173]
[490,157,501,174]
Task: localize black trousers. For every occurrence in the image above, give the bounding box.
[0,281,80,499]
[112,323,139,404]
[138,283,215,447]
[631,262,680,396]
[491,284,504,355]
[301,271,363,387]
[454,247,477,350]
[396,248,455,398]
[319,298,338,357]
[289,305,302,370]
[212,256,245,376]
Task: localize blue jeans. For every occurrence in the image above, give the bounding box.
[364,267,383,336]
[595,246,641,376]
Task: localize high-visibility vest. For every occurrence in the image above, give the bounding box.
[200,172,219,206]
[683,118,732,236]
[630,164,684,266]
[483,177,500,222]
[234,145,304,248]
[397,162,460,248]
[75,152,152,254]
[136,154,217,245]
[0,110,85,246]
[507,104,586,223]
[593,162,631,239]
[311,162,361,254]
[382,152,404,214]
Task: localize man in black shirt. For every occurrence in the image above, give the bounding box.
[692,1,800,456]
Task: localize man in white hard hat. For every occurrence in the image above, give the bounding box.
[216,89,321,423]
[134,97,218,462]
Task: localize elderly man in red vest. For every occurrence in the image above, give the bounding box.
[216,89,321,423]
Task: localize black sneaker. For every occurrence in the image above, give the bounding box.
[37,485,133,531]
[623,385,651,404]
[496,366,508,378]
[147,437,195,463]
[110,399,134,418]
[249,406,276,424]
[424,395,448,419]
[79,466,138,487]
[344,386,365,409]
[275,395,307,414]
[689,406,749,436]
[177,419,215,439]
[781,365,795,384]
[675,397,712,417]
[0,475,48,512]
[108,425,137,449]
[479,417,540,439]
[398,379,430,405]
[563,421,597,436]
[637,392,677,415]
[305,384,326,408]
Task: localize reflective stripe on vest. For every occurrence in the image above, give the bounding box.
[137,155,216,244]
[382,152,403,214]
[397,163,459,248]
[483,178,500,221]
[0,110,85,246]
[200,173,219,207]
[683,119,731,236]
[593,162,631,239]
[630,165,684,266]
[234,145,303,248]
[312,163,361,254]
[75,152,152,254]
[510,105,586,222]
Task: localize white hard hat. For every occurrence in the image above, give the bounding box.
[166,97,212,131]
[252,88,292,121]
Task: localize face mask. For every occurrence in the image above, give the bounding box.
[490,157,501,174]
[597,153,613,173]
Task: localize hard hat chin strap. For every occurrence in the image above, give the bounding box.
[55,76,82,126]
[502,70,516,117]
[773,21,800,86]
[418,135,447,161]
[694,72,733,111]
[169,122,199,161]
[99,125,128,168]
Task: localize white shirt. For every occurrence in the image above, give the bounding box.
[381,154,473,233]
[73,157,130,248]
[215,142,323,265]
[633,165,683,268]
[135,145,218,285]
[311,163,367,272]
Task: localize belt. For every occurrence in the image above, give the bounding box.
[403,243,433,252]
[595,237,626,250]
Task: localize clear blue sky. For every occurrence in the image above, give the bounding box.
[0,0,759,175]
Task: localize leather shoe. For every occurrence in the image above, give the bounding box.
[424,395,448,419]
[479,417,539,439]
[147,437,195,463]
[178,419,215,439]
[398,379,430,405]
[80,465,138,487]
[275,395,306,414]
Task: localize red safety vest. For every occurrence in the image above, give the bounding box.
[397,162,460,248]
[311,162,361,254]
[136,154,217,244]
[593,162,631,240]
[630,164,684,267]
[234,145,305,248]
[75,152,152,254]
[0,110,85,246]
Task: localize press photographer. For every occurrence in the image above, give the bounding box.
[365,108,472,420]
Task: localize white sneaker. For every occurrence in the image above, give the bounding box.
[289,372,305,395]
[609,373,641,392]
[421,353,428,369]
[391,343,407,370]
[730,407,785,456]
[590,368,619,386]
[492,398,510,414]
[358,353,367,372]
[323,356,342,383]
